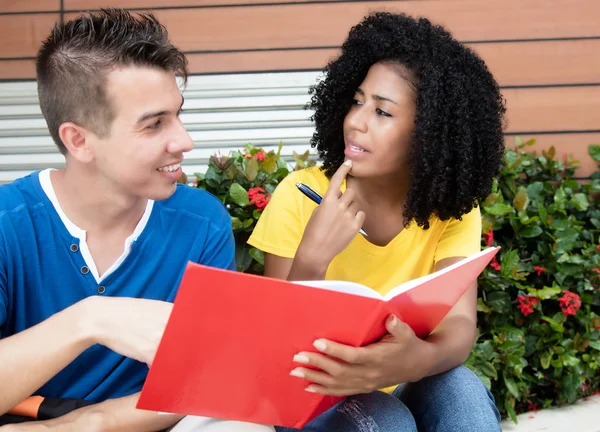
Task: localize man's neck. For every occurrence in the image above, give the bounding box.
[51,167,148,237]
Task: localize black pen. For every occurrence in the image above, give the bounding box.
[295,182,368,236]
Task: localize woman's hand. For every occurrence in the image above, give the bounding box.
[295,160,365,268]
[289,315,432,396]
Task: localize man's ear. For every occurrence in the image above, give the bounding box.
[58,122,95,163]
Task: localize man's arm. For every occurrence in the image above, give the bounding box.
[0,297,172,416]
[0,300,93,416]
[0,393,183,432]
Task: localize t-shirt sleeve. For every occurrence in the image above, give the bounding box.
[0,231,8,333]
[434,206,482,264]
[247,174,306,259]
[199,203,236,271]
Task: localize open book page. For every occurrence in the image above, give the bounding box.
[382,247,499,300]
[293,279,383,299]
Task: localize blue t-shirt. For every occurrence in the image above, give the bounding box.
[0,171,236,402]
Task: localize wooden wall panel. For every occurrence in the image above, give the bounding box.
[504,87,600,133]
[0,60,37,80]
[0,0,59,13]
[65,0,334,10]
[471,40,600,87]
[65,0,597,53]
[0,14,58,59]
[184,40,600,85]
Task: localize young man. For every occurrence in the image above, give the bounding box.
[0,9,265,431]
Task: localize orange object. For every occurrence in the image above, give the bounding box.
[8,396,44,418]
[137,247,499,428]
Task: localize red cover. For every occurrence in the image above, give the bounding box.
[137,247,499,428]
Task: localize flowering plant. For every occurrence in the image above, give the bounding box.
[467,140,600,421]
[194,143,314,273]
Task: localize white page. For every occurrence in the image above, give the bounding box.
[293,279,383,299]
[294,247,498,302]
[382,247,499,300]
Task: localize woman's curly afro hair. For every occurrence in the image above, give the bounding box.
[307,12,506,229]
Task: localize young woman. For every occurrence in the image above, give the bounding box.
[249,12,506,432]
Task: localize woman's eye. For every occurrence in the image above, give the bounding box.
[352,99,363,105]
[376,108,391,117]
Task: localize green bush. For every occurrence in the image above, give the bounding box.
[194,139,600,421]
[466,139,600,421]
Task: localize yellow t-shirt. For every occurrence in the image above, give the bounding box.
[248,166,482,296]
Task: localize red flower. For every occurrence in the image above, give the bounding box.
[254,151,265,162]
[596,245,600,252]
[490,256,501,271]
[247,187,270,210]
[247,187,265,200]
[517,295,539,317]
[558,291,581,317]
[534,266,546,276]
[483,230,494,247]
[244,152,253,159]
[593,268,600,274]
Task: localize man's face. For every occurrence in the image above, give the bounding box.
[86,66,194,201]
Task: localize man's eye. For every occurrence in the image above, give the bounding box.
[148,119,162,130]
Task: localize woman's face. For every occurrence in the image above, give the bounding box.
[342,61,417,179]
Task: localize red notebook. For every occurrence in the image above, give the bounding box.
[137,246,499,428]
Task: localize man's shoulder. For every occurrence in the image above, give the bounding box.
[0,173,41,213]
[158,184,229,225]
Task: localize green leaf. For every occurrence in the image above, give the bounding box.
[230,216,243,230]
[477,298,492,313]
[541,316,565,333]
[526,182,544,201]
[541,351,552,369]
[569,193,589,211]
[513,187,529,212]
[500,250,520,278]
[261,156,277,174]
[503,372,520,399]
[234,245,253,272]
[588,341,600,351]
[248,247,264,265]
[245,158,259,181]
[589,144,600,162]
[554,188,567,213]
[229,183,249,207]
[482,214,496,234]
[520,225,543,238]
[538,203,548,225]
[480,362,498,381]
[505,398,518,424]
[484,203,514,216]
[533,286,561,300]
[555,228,579,252]
[242,218,254,229]
[486,291,512,313]
[561,374,581,403]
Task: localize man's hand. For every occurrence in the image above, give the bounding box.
[289,315,431,396]
[85,296,173,366]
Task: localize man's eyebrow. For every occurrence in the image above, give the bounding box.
[136,95,185,124]
[356,87,399,106]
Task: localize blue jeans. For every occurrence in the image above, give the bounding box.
[275,366,500,432]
